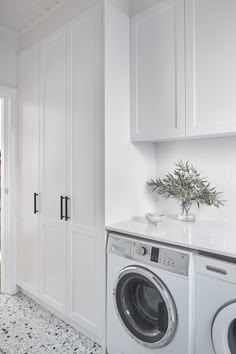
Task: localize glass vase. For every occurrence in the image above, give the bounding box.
[178,210,196,222]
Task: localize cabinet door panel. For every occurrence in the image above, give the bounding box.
[131,0,185,141]
[186,0,236,136]
[66,5,103,339]
[40,27,67,314]
[40,223,67,310]
[69,232,98,325]
[19,220,39,295]
[18,46,40,297]
[41,29,67,220]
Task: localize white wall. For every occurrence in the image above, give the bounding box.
[154,137,236,222]
[105,2,156,225]
[0,27,18,88]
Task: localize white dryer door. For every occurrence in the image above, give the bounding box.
[212,302,236,354]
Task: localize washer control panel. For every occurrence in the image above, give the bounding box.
[131,242,189,276]
[108,236,132,258]
[108,234,190,276]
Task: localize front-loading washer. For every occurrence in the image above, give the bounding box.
[106,232,195,354]
[195,253,236,354]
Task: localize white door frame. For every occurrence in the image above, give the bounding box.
[0,85,18,294]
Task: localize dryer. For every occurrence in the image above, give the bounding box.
[195,254,236,354]
[106,233,195,354]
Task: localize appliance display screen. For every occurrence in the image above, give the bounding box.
[151,247,159,263]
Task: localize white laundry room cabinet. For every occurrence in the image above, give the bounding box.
[131,0,236,141]
[39,25,68,316]
[185,0,236,136]
[18,4,103,343]
[66,9,103,338]
[130,0,185,142]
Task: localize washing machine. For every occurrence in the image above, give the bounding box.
[106,232,195,354]
[195,253,236,354]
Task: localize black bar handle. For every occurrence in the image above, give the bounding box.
[65,196,70,221]
[60,196,65,220]
[34,193,39,214]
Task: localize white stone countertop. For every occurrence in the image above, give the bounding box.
[106,217,236,258]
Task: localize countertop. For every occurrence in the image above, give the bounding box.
[106,217,236,258]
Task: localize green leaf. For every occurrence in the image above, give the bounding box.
[146,160,225,213]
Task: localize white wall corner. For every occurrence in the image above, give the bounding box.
[104,1,156,225]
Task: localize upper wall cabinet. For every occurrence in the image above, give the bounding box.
[131,0,185,142]
[186,0,236,136]
[131,0,236,142]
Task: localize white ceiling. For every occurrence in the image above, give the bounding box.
[0,0,68,32]
[109,0,160,17]
[129,0,160,16]
[0,0,160,34]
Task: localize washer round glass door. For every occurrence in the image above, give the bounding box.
[212,302,236,354]
[113,266,178,349]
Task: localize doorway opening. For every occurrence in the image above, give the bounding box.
[0,86,17,295]
[0,96,6,292]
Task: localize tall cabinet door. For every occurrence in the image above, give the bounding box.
[186,0,236,136]
[18,46,40,297]
[130,0,185,141]
[66,5,103,339]
[39,27,67,315]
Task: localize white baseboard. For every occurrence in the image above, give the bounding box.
[20,287,103,347]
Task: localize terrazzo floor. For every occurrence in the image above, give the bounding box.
[0,293,103,354]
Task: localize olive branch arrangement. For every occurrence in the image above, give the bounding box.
[147,160,224,218]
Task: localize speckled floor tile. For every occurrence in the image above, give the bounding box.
[0,293,103,354]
